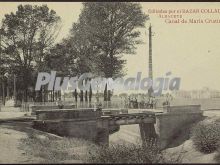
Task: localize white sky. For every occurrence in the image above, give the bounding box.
[0,2,220,91]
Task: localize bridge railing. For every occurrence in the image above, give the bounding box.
[20,98,166,112]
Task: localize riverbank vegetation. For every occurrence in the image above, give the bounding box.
[191,116,220,162]
[191,117,220,153]
[20,131,176,163]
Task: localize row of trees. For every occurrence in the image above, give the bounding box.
[0,2,148,104]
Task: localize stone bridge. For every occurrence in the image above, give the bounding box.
[33,105,203,149]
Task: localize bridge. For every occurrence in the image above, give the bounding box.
[33,105,203,149]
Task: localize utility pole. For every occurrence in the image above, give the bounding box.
[0,28,0,110]
[148,24,154,97]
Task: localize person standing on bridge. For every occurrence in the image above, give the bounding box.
[57,98,64,109]
[137,94,142,109]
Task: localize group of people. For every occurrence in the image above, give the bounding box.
[123,93,173,109]
[56,93,173,110]
[124,96,157,109]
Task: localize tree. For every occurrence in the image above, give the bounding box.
[45,35,95,103]
[1,4,61,102]
[0,43,7,105]
[44,39,78,102]
[74,2,148,101]
[69,22,102,103]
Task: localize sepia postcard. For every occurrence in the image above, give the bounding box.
[0,1,220,164]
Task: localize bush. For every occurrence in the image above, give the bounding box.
[191,120,220,153]
[84,139,165,163]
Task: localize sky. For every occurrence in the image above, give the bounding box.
[0,2,220,92]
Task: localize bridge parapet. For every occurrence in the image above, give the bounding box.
[35,108,102,120]
[102,108,128,115]
[163,104,201,113]
[101,113,156,126]
[30,104,76,115]
[156,105,203,149]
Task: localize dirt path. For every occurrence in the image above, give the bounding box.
[0,125,35,163]
[0,121,85,163]
[0,105,36,163]
[163,139,218,163]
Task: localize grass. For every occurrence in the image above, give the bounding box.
[18,123,184,163]
[83,139,180,164]
[20,132,168,163]
[20,132,95,163]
